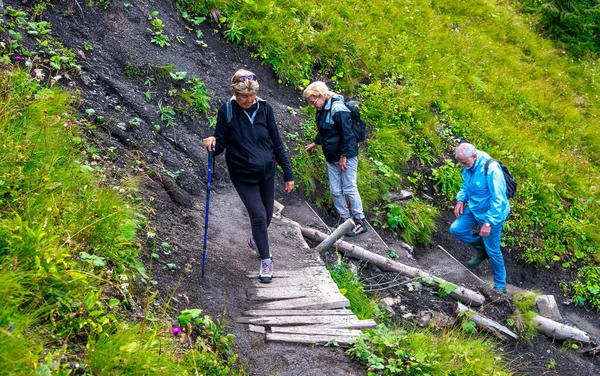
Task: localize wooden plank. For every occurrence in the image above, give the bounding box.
[270,325,364,337]
[247,285,342,301]
[243,309,355,316]
[235,315,376,329]
[248,325,265,334]
[246,267,331,279]
[266,332,358,346]
[249,274,335,288]
[252,295,350,310]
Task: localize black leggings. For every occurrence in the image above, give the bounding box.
[231,175,274,260]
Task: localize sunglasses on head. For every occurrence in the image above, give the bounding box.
[236,75,257,83]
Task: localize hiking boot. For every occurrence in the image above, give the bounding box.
[493,286,507,294]
[466,238,489,268]
[259,258,273,284]
[346,218,368,237]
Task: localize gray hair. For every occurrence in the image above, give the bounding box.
[230,69,259,95]
[455,143,477,159]
[303,81,336,100]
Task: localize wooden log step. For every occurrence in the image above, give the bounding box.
[266,332,358,346]
[235,315,376,329]
[252,295,350,310]
[243,309,355,316]
[270,325,364,337]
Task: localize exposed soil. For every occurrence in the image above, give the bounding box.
[5,0,599,374]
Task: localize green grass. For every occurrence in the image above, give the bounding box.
[0,68,245,374]
[348,324,513,375]
[178,0,600,310]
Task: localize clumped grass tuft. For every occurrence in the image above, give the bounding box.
[328,263,383,320]
[347,323,513,375]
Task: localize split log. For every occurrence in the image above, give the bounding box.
[456,302,519,340]
[314,218,355,253]
[300,226,485,307]
[532,314,591,344]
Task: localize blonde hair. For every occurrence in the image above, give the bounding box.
[303,81,336,100]
[230,69,259,95]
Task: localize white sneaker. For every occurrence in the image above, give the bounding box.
[259,258,273,284]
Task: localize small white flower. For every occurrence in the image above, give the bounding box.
[25,60,33,67]
[34,68,45,80]
[121,283,129,291]
[147,231,156,238]
[119,274,128,281]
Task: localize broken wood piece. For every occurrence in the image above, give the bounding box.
[535,295,563,322]
[314,218,355,254]
[456,302,519,340]
[532,314,591,344]
[266,332,358,346]
[300,226,485,307]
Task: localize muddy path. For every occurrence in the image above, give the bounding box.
[8,0,599,373]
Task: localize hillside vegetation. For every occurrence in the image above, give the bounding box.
[180,0,600,309]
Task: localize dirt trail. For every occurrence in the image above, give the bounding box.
[11,0,600,373]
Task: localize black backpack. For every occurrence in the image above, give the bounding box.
[484,159,517,199]
[343,100,367,143]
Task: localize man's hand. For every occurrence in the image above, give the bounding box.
[454,201,464,218]
[305,142,318,152]
[339,156,347,171]
[479,223,491,237]
[285,181,295,193]
[203,136,216,150]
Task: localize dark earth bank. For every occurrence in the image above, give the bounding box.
[4,0,599,374]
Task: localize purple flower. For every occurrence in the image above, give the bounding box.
[444,154,449,159]
[562,199,566,203]
[171,326,181,335]
[149,74,155,78]
[582,199,587,203]
[15,55,22,61]
[30,71,36,78]
[8,323,15,332]
[345,22,350,27]
[177,354,182,359]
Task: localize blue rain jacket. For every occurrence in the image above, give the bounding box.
[456,150,510,225]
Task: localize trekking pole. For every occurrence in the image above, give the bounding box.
[201,146,214,278]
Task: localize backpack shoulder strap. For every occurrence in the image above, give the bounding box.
[226,96,234,125]
[484,158,501,175]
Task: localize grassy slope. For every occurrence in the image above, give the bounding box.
[188,0,600,309]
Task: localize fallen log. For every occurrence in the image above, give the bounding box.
[532,314,591,344]
[456,302,519,340]
[300,226,485,307]
[315,218,355,254]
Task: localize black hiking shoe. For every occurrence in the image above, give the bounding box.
[259,258,273,284]
[346,218,368,237]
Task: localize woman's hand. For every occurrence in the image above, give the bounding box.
[304,142,318,152]
[339,156,347,171]
[203,136,216,151]
[285,181,295,193]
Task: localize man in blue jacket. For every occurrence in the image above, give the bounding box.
[450,143,510,293]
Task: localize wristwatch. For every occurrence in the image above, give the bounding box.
[483,223,491,227]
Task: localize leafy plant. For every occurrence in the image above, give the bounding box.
[386,200,439,245]
[430,157,462,201]
[158,103,176,127]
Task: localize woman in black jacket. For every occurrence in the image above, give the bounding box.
[303,81,367,237]
[203,69,294,283]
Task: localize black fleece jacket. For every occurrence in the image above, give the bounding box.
[212,99,293,184]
